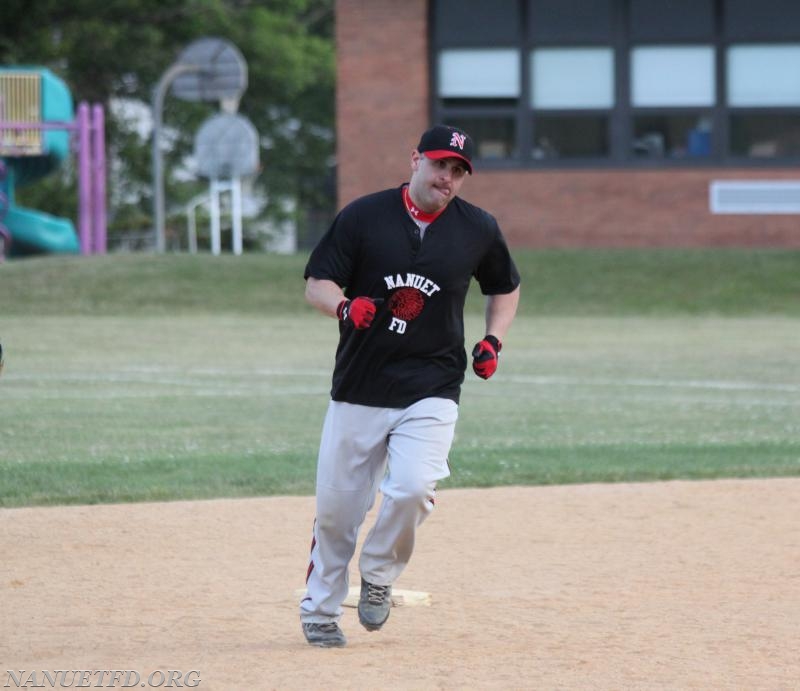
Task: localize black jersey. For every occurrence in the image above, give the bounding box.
[304,185,520,408]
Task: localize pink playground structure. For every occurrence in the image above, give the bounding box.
[0,68,106,258]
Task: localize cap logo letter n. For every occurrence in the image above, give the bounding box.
[450,132,466,150]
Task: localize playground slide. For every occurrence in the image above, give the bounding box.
[0,67,79,257]
[4,205,79,256]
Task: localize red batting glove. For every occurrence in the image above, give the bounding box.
[472,335,502,379]
[337,297,383,329]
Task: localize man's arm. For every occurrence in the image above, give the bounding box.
[305,277,382,330]
[305,277,346,318]
[484,285,520,340]
[471,285,520,380]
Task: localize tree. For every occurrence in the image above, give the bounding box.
[0,0,335,249]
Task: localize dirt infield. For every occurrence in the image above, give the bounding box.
[3,479,799,690]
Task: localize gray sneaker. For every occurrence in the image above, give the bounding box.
[358,578,392,631]
[302,622,347,648]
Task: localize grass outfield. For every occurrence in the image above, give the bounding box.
[1,248,799,316]
[1,251,799,506]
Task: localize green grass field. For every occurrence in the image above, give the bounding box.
[1,250,799,507]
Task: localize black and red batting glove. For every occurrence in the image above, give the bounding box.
[337,297,383,330]
[472,335,502,379]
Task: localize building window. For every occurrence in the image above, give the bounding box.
[434,0,520,45]
[631,46,715,107]
[723,0,800,42]
[528,0,614,43]
[727,45,800,107]
[629,0,714,42]
[530,48,614,109]
[533,115,609,159]
[431,0,800,167]
[438,49,520,103]
[528,48,613,159]
[630,46,715,159]
[437,48,521,158]
[632,114,713,159]
[726,44,800,159]
[729,114,800,157]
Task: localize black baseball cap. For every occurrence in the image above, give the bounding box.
[417,125,474,174]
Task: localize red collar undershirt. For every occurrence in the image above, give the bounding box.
[402,185,446,225]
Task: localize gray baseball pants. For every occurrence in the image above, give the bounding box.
[300,397,458,624]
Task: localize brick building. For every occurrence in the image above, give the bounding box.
[335,0,800,247]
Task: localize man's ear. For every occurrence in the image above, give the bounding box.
[410,149,422,171]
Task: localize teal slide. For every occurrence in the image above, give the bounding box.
[0,67,79,257]
[4,206,79,255]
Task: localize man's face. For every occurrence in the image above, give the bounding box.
[408,151,469,213]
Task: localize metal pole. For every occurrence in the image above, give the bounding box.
[91,104,107,254]
[77,102,91,255]
[187,207,197,253]
[210,179,221,255]
[151,62,200,253]
[232,177,243,255]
